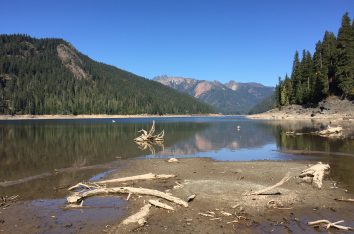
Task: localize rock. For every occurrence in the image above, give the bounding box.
[168,158,179,163]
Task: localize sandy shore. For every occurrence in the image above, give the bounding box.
[0,114,222,120]
[248,97,354,121]
[1,158,353,233]
[248,111,354,121]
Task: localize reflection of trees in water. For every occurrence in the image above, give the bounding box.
[0,122,207,180]
[159,121,276,155]
[272,120,354,192]
[273,120,354,155]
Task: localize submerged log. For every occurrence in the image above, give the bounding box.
[299,162,330,189]
[67,186,188,207]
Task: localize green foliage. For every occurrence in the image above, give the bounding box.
[276,13,354,107]
[0,34,214,115]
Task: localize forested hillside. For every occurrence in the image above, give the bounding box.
[275,13,354,107]
[0,34,214,115]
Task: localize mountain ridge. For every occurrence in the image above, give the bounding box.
[0,34,214,115]
[154,75,274,114]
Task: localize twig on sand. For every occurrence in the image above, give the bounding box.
[308,219,352,230]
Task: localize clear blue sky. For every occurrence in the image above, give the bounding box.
[1,0,353,86]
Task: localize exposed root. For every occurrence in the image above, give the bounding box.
[134,121,165,143]
[299,162,330,189]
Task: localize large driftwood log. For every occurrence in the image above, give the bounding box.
[67,186,188,207]
[308,219,352,230]
[68,173,175,191]
[250,173,291,195]
[122,204,151,226]
[316,126,343,137]
[96,173,175,185]
[134,121,164,142]
[299,162,330,189]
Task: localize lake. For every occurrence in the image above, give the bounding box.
[1,116,354,199]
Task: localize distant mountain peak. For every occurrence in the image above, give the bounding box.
[154,75,274,114]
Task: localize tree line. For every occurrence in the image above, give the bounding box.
[275,13,354,107]
[0,34,214,115]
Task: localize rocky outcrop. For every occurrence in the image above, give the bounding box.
[57,44,90,80]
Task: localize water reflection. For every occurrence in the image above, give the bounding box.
[1,117,354,196]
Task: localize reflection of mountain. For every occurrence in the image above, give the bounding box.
[158,121,276,156]
[0,121,208,181]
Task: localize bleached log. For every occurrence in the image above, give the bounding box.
[250,173,291,195]
[96,173,176,185]
[122,204,151,226]
[308,219,352,230]
[187,194,196,202]
[317,126,343,137]
[335,198,354,202]
[68,173,175,191]
[67,186,188,207]
[149,199,174,210]
[168,158,179,163]
[299,162,330,189]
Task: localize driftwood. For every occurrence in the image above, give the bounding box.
[316,126,343,137]
[67,186,188,207]
[68,173,175,191]
[187,194,196,202]
[122,204,151,226]
[134,120,164,142]
[299,162,330,189]
[335,197,354,202]
[149,199,174,210]
[168,158,179,163]
[250,173,291,195]
[135,140,164,155]
[308,219,352,230]
[96,173,175,185]
[0,195,19,207]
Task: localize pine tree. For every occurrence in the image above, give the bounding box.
[336,13,354,98]
[290,51,301,104]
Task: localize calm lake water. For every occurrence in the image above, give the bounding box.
[1,116,354,198]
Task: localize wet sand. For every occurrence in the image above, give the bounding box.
[1,158,354,233]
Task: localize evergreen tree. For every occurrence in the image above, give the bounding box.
[336,12,354,98]
[275,12,354,107]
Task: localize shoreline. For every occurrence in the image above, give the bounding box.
[1,157,354,233]
[0,113,224,121]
